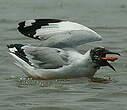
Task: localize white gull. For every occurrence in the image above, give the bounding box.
[7,19,120,79]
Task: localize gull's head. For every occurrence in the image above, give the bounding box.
[90,47,120,71]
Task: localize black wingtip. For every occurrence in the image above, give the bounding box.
[7,44,24,49]
[7,44,32,65]
[17,19,64,40]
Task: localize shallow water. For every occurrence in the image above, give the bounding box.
[1,0,127,110]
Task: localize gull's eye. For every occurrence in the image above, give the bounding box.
[96,49,101,52]
[94,48,106,57]
[95,49,102,54]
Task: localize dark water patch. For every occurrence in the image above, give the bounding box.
[29,106,72,110]
[0,19,16,24]
[77,98,111,102]
[31,89,67,94]
[119,4,127,9]
[118,4,127,14]
[84,83,105,90]
[0,103,14,108]
[103,92,127,98]
[15,102,33,106]
[90,77,112,84]
[4,95,27,101]
[30,88,89,95]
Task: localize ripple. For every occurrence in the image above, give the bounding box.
[4,96,27,101]
[29,106,72,110]
[0,19,16,24]
[105,92,127,98]
[0,104,14,108]
[77,98,111,102]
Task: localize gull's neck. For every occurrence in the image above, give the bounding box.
[82,50,99,70]
[83,50,91,61]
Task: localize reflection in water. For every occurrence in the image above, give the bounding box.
[90,76,112,83]
[15,75,112,88]
[16,77,64,88]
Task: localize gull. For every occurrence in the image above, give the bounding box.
[7,19,120,79]
[7,44,119,80]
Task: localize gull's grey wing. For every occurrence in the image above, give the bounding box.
[22,45,69,69]
[18,19,102,48]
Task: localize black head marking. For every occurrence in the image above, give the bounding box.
[90,47,120,71]
[90,47,106,63]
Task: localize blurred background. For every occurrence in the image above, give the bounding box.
[0,0,127,110]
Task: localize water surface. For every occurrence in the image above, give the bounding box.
[0,0,127,110]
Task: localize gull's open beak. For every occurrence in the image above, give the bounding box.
[100,50,120,71]
[100,57,118,61]
[105,51,120,56]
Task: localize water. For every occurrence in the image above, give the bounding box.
[0,0,127,110]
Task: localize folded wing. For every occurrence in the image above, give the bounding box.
[18,19,102,48]
[8,44,69,69]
